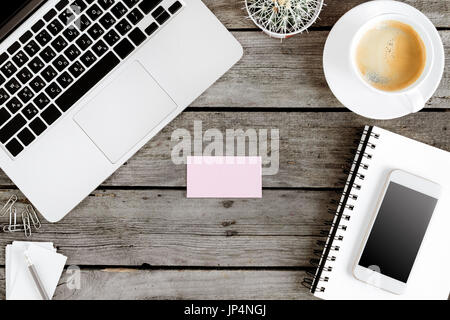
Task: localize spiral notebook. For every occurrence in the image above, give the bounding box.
[304,126,450,300]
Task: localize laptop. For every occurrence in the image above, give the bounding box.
[0,0,243,222]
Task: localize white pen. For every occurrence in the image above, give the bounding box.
[24,251,50,300]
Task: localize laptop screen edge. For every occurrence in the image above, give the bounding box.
[0,0,48,43]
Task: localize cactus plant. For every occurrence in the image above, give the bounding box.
[246,0,324,38]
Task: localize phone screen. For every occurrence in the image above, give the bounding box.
[358,181,438,283]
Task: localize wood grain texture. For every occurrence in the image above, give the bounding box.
[75,112,450,188]
[54,269,314,300]
[0,268,314,300]
[193,31,449,109]
[1,112,448,188]
[0,189,333,267]
[204,0,450,29]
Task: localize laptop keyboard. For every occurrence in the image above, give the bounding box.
[0,0,184,158]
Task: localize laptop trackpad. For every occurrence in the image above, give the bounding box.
[74,61,177,164]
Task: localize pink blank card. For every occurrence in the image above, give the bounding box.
[187,156,262,198]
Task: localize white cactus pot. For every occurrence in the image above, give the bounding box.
[245,0,324,39]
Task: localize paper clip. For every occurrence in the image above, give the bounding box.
[2,206,32,237]
[0,195,18,217]
[26,204,41,229]
[3,206,19,232]
[0,196,40,237]
[22,210,32,238]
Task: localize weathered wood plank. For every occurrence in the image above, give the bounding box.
[82,112,450,188]
[193,31,449,108]
[205,0,450,29]
[0,112,449,188]
[0,268,314,300]
[0,189,333,267]
[55,269,315,300]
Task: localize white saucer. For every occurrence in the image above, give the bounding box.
[323,0,445,119]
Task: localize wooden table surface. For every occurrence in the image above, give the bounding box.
[0,0,449,300]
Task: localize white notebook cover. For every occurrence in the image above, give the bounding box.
[313,126,450,300]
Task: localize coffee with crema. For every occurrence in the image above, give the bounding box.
[355,20,426,92]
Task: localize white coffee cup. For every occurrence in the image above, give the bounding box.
[349,13,434,113]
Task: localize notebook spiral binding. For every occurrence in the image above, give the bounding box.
[302,126,380,294]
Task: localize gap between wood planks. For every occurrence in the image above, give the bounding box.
[183,107,450,113]
[0,185,343,191]
[0,265,314,271]
[226,27,450,32]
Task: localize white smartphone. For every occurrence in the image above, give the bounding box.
[353,170,442,295]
